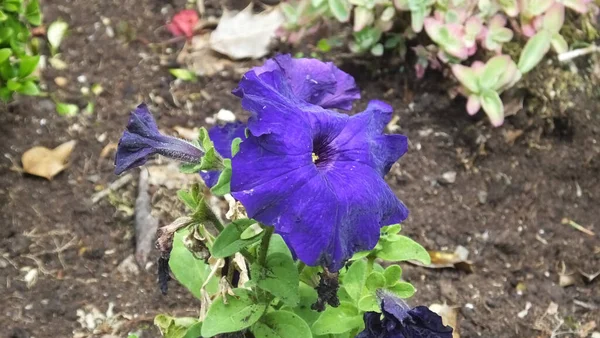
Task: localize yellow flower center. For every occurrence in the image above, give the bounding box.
[312,152,319,163]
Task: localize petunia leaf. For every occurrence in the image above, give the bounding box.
[311,302,363,335]
[280,283,321,327]
[169,228,218,299]
[358,294,379,312]
[154,315,203,338]
[211,219,264,258]
[201,289,267,337]
[343,259,368,304]
[210,158,231,196]
[376,235,431,264]
[251,252,300,307]
[383,265,402,286]
[25,0,42,26]
[251,310,312,338]
[386,282,416,298]
[365,271,386,292]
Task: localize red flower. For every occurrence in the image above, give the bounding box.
[167,9,199,39]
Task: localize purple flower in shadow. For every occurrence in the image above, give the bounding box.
[199,121,247,187]
[356,290,454,338]
[236,54,361,111]
[114,103,203,175]
[230,62,408,271]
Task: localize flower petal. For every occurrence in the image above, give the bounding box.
[247,54,360,110]
[329,100,408,176]
[231,99,408,270]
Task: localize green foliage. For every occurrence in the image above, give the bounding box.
[201,289,267,337]
[279,0,594,126]
[169,228,218,299]
[251,310,312,338]
[211,219,264,258]
[154,315,203,338]
[0,0,42,101]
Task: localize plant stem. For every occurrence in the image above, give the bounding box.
[367,256,375,274]
[240,249,255,264]
[258,225,274,267]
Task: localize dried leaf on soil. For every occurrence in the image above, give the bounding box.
[209,4,284,60]
[21,140,76,180]
[173,126,200,140]
[177,34,233,77]
[429,303,460,338]
[410,245,473,272]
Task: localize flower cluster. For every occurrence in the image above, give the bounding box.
[280,0,596,126]
[114,55,452,338]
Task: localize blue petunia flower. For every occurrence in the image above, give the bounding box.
[240,54,361,111]
[356,290,454,338]
[230,59,409,271]
[114,103,204,175]
[199,121,247,187]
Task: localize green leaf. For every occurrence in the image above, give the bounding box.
[281,2,299,23]
[56,102,79,116]
[25,0,42,26]
[328,0,351,22]
[231,137,242,157]
[518,30,551,74]
[311,302,363,335]
[387,282,416,298]
[370,43,384,56]
[357,294,379,312]
[317,38,332,52]
[252,311,312,338]
[6,78,20,91]
[0,10,7,21]
[169,68,197,82]
[16,80,39,96]
[343,260,368,303]
[479,90,504,127]
[3,0,22,12]
[169,228,218,299]
[267,233,293,258]
[154,315,203,338]
[201,289,267,337]
[451,64,479,93]
[551,33,568,54]
[383,265,402,286]
[281,283,321,326]
[312,0,326,6]
[251,252,300,306]
[0,48,12,63]
[47,20,69,53]
[365,271,386,292]
[18,55,39,78]
[479,55,511,90]
[212,219,263,258]
[376,235,431,264]
[210,159,231,196]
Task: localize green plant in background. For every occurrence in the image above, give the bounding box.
[280,0,596,126]
[0,0,42,101]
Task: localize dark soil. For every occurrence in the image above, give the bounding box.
[1,0,599,337]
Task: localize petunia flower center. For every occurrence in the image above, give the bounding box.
[312,138,336,170]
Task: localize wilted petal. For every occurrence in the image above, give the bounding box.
[115,104,203,175]
[244,54,360,110]
[357,290,454,338]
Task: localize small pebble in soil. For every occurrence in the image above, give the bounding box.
[440,171,457,184]
[77,75,87,83]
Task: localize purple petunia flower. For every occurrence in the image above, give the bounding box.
[230,60,409,271]
[356,290,453,338]
[114,104,204,175]
[199,121,247,187]
[240,54,361,111]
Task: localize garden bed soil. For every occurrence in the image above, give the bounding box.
[1,0,599,337]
